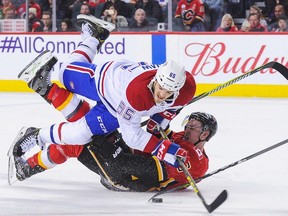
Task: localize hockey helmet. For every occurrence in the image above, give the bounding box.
[156,60,186,92]
[188,112,218,141]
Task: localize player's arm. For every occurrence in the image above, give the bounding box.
[146,109,178,139]
[165,140,209,186]
[116,101,187,167]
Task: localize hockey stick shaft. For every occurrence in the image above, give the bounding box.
[196,138,288,182]
[158,127,227,213]
[177,158,228,213]
[141,61,288,127]
[149,138,288,200]
[186,61,288,104]
[87,146,130,191]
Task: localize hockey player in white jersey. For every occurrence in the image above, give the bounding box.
[12,14,196,168]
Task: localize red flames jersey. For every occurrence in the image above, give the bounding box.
[175,0,205,21]
[165,131,209,187]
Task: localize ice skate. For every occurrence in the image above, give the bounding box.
[76,14,115,51]
[8,127,42,157]
[14,156,45,181]
[18,50,58,96]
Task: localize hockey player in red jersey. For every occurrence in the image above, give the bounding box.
[10,111,217,192]
[174,0,206,31]
[11,14,196,168]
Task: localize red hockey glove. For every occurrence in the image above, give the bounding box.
[152,140,188,167]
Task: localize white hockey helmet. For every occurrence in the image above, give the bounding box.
[156,60,186,92]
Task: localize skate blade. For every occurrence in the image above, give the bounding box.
[18,50,53,83]
[8,155,18,185]
[7,126,29,157]
[77,14,116,32]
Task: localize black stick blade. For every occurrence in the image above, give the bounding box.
[206,190,228,213]
[273,62,288,80]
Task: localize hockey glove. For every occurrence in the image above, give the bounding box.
[147,110,177,135]
[152,140,188,167]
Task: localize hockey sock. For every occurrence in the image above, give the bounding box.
[47,83,90,122]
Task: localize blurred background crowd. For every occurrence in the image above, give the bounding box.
[0,0,287,32]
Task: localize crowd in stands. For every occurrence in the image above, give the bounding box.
[0,0,288,32]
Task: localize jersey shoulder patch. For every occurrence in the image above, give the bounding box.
[174,72,196,106]
[126,70,156,111]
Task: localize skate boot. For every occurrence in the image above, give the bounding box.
[14,156,45,181]
[10,127,42,157]
[76,14,116,51]
[18,50,58,98]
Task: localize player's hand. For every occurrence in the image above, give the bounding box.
[175,147,188,163]
[147,110,176,134]
[152,140,188,167]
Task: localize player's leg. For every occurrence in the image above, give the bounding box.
[17,51,91,123]
[12,102,119,157]
[18,50,58,100]
[14,144,84,181]
[58,14,115,99]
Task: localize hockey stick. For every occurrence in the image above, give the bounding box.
[195,138,288,182]
[87,146,130,191]
[155,128,227,213]
[177,158,228,213]
[148,183,190,202]
[141,61,288,127]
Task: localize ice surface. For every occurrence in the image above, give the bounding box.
[0,93,288,216]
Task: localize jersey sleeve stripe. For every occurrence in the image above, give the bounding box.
[152,156,164,181]
[97,61,116,112]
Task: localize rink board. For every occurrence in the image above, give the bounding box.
[0,32,287,98]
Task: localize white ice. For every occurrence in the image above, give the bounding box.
[0,93,288,216]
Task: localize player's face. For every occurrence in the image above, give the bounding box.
[183,119,203,144]
[153,82,174,103]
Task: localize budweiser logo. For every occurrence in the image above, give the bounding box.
[184,43,288,76]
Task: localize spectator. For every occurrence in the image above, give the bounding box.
[1,0,16,18]
[135,0,164,23]
[262,0,288,19]
[39,0,52,14]
[274,14,288,32]
[101,5,128,29]
[128,8,156,31]
[174,0,206,32]
[41,11,52,32]
[28,7,43,32]
[70,0,93,19]
[4,6,18,19]
[204,0,224,31]
[79,2,91,15]
[223,0,245,18]
[216,13,238,32]
[267,4,286,31]
[57,18,75,32]
[102,0,133,19]
[241,4,267,32]
[40,0,70,21]
[87,0,106,14]
[245,12,268,32]
[17,0,42,19]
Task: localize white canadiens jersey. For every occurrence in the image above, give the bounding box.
[94,60,196,152]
